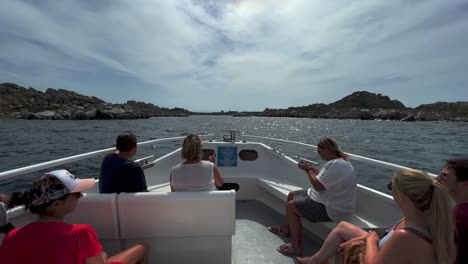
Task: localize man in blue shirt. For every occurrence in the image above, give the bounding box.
[99,131,148,193]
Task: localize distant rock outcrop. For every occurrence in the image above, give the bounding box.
[328,91,406,110]
[0,82,191,120]
[244,91,468,122]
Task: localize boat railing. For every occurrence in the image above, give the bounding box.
[0,135,213,181]
[0,133,436,182]
[242,135,437,177]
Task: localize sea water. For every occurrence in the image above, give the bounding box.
[1,116,467,194]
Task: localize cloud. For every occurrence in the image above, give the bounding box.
[0,0,467,111]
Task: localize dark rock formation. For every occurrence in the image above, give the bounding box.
[238,91,468,122]
[0,82,191,120]
[328,91,406,110]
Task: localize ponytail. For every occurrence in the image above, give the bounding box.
[181,134,202,162]
[393,169,456,263]
[427,183,456,264]
[8,191,53,215]
[8,191,31,209]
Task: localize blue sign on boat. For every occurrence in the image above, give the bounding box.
[217,146,238,167]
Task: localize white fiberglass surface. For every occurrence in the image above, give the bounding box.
[234,200,323,264]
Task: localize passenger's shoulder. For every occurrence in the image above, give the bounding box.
[103,153,117,160]
[72,223,94,231]
[392,229,430,244]
[201,160,213,166]
[124,159,142,168]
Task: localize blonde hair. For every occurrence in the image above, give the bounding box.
[181,134,202,161]
[317,137,349,160]
[393,169,456,263]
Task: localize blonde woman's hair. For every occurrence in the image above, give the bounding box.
[317,137,349,160]
[392,169,456,263]
[181,134,202,161]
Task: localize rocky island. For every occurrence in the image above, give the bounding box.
[236,91,468,122]
[1,82,467,121]
[0,82,190,120]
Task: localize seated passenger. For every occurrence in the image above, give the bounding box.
[99,131,148,193]
[436,158,468,264]
[268,137,357,256]
[0,170,148,264]
[297,169,456,264]
[170,134,224,191]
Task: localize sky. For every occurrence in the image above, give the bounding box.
[1,0,468,112]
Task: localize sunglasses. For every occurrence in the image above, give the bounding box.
[386,182,393,191]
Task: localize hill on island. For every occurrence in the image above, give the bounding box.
[250,91,467,122]
[0,82,190,120]
[1,82,467,121]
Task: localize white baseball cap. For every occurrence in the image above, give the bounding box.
[30,169,95,206]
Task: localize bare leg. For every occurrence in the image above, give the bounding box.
[282,191,296,232]
[297,221,366,264]
[285,198,303,254]
[334,252,344,264]
[109,243,149,264]
[271,191,296,235]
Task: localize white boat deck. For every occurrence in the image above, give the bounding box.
[234,200,322,264]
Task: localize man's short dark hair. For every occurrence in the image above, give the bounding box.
[446,158,468,182]
[116,131,137,152]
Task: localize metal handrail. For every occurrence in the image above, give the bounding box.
[0,134,213,181]
[242,135,437,177]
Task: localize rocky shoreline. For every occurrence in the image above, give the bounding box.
[1,83,467,121]
[0,83,190,120]
[234,91,468,122]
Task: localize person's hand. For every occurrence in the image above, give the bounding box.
[209,154,216,164]
[0,202,8,227]
[338,234,367,253]
[298,161,311,171]
[366,231,380,244]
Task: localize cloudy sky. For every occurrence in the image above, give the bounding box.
[1,0,467,111]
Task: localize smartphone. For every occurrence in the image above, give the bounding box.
[299,158,318,165]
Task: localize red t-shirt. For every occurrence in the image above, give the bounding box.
[0,222,102,264]
[455,203,468,264]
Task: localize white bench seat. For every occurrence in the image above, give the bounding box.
[64,193,121,256]
[117,190,236,264]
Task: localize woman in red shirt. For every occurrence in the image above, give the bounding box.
[0,169,148,264]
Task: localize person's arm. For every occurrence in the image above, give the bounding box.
[132,164,148,192]
[298,162,325,191]
[209,155,224,188]
[169,172,176,192]
[85,252,108,264]
[213,166,225,188]
[365,230,413,264]
[0,201,15,235]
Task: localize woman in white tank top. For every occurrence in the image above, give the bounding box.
[170,134,224,192]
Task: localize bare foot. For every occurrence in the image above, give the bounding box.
[296,256,319,264]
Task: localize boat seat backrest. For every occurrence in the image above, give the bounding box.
[117,190,236,239]
[64,193,119,240]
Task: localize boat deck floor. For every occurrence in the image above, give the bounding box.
[234,200,323,264]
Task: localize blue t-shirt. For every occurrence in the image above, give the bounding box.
[99,153,147,193]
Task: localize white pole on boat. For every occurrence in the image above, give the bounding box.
[0,134,214,181]
[242,134,437,177]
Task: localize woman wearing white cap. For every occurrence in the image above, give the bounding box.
[0,169,148,264]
